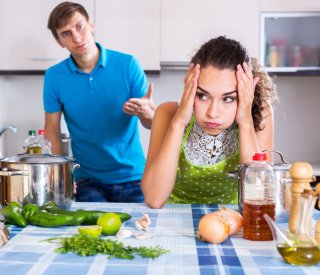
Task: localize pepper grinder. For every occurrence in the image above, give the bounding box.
[288,162,313,234]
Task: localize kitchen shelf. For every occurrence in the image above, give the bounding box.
[260,12,320,75]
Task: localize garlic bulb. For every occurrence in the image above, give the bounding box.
[135,214,151,231]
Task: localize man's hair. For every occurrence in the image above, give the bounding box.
[191,36,277,131]
[48,1,89,40]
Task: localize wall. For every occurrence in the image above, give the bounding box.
[0,72,319,163]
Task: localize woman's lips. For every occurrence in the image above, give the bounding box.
[205,122,221,128]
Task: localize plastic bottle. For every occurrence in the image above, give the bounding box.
[242,152,276,241]
[24,130,41,154]
[36,129,52,154]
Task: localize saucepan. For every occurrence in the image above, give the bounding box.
[0,154,79,209]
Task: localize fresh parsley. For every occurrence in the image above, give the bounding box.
[45,234,169,259]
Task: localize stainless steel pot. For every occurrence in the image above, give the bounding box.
[228,151,292,216]
[0,154,79,209]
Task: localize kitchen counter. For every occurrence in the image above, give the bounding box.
[0,202,320,275]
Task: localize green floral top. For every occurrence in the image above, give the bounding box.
[169,117,239,204]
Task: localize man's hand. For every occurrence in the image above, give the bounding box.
[123,83,156,129]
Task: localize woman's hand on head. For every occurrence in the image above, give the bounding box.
[235,62,259,126]
[172,63,200,127]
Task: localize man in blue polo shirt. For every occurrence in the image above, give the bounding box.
[43,2,155,202]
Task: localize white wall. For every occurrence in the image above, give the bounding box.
[0,71,320,164]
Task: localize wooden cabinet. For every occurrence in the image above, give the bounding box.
[94,0,160,71]
[161,0,260,65]
[0,0,94,72]
[260,0,320,12]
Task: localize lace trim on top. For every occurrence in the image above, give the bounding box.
[184,121,238,165]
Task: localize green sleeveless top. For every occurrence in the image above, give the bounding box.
[169,117,239,204]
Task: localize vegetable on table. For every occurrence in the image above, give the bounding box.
[1,202,27,227]
[22,203,40,220]
[76,209,132,225]
[28,211,74,227]
[45,234,169,259]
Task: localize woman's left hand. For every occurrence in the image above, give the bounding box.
[235,62,260,126]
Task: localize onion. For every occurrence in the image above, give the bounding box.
[214,207,243,235]
[197,213,230,244]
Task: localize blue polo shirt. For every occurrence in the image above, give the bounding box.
[43,43,148,184]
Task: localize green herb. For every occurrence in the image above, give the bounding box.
[45,234,169,259]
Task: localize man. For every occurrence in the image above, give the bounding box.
[44,2,155,202]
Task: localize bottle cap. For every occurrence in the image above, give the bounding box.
[28,130,36,136]
[252,152,267,161]
[38,129,45,135]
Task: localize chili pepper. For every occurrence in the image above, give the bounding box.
[22,204,40,220]
[40,201,58,211]
[75,209,131,225]
[28,211,74,227]
[1,202,27,227]
[44,207,86,226]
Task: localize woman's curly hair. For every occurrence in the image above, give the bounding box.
[191,36,278,131]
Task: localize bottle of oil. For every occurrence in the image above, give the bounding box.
[243,152,275,241]
[36,129,52,154]
[24,130,41,154]
[277,189,320,265]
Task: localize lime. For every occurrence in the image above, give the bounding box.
[78,225,102,238]
[97,212,122,235]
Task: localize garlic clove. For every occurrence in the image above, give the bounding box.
[116,229,133,240]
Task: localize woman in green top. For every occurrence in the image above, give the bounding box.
[141,36,277,208]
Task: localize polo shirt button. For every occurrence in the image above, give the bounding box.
[89,77,93,81]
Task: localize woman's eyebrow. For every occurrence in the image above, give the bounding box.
[197,86,237,95]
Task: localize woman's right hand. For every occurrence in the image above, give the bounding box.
[172,63,200,127]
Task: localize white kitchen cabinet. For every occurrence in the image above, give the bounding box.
[94,0,160,71]
[161,0,260,65]
[0,0,94,72]
[260,0,320,12]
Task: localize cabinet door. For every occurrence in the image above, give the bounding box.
[260,0,320,12]
[95,0,160,71]
[0,0,94,71]
[161,0,260,64]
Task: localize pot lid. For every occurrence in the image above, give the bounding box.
[1,154,73,164]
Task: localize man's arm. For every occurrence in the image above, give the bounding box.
[123,83,156,129]
[44,111,63,155]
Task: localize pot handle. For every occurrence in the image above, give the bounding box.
[0,168,28,176]
[280,176,316,184]
[262,150,289,164]
[227,170,240,179]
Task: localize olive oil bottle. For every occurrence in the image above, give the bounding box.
[277,243,320,266]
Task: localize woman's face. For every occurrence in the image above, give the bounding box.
[194,65,238,136]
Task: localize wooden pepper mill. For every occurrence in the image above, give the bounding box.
[288,162,313,234]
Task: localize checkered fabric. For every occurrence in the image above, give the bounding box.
[0,202,319,275]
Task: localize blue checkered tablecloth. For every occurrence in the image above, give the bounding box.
[0,202,320,275]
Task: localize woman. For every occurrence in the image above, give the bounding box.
[141,36,277,208]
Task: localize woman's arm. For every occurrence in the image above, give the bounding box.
[141,64,200,208]
[141,102,184,208]
[238,103,274,163]
[236,63,274,163]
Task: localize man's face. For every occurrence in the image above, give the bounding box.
[55,12,95,58]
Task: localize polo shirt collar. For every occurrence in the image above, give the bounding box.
[68,42,107,73]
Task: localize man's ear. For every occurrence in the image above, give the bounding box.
[56,38,65,48]
[89,19,95,34]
